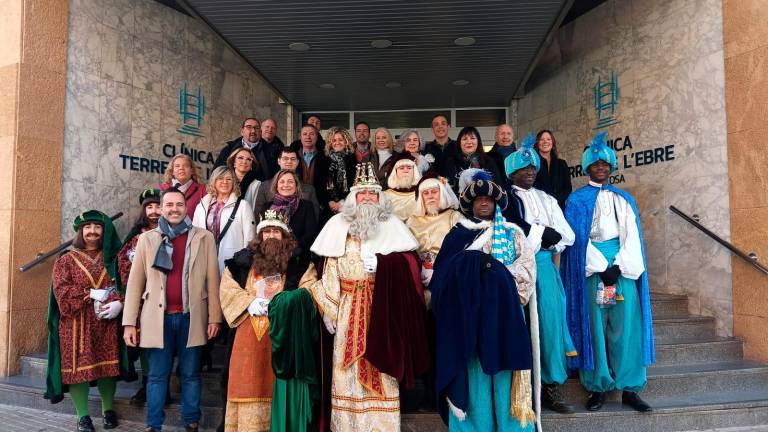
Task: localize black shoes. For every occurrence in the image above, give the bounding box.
[76,416,95,432]
[130,384,147,406]
[542,383,575,414]
[622,391,653,412]
[102,410,119,429]
[586,391,605,411]
[185,423,200,432]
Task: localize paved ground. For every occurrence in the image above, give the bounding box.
[0,403,213,431]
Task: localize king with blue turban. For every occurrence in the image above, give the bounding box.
[561,132,655,413]
[505,133,577,414]
[431,169,540,432]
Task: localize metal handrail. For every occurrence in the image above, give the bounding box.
[19,212,124,273]
[669,206,768,275]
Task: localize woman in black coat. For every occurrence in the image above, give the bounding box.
[533,129,572,209]
[442,126,505,195]
[315,126,357,224]
[259,170,318,253]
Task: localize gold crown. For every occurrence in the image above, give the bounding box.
[262,209,289,224]
[352,162,381,189]
[257,209,292,233]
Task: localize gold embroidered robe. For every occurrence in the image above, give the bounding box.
[406,209,464,265]
[220,268,284,432]
[384,189,417,222]
[309,237,401,432]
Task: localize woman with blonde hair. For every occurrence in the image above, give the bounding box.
[317,126,356,222]
[226,147,262,209]
[371,127,395,184]
[192,166,256,274]
[160,153,207,212]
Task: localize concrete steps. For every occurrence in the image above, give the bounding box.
[4,291,768,431]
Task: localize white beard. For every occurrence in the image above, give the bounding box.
[392,176,414,190]
[341,201,393,240]
[425,203,440,216]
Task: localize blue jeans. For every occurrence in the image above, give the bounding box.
[146,313,202,430]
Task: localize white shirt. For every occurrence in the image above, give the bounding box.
[513,186,575,254]
[584,181,645,280]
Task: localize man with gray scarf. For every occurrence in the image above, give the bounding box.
[123,187,223,432]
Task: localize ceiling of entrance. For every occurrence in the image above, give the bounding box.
[181,0,569,111]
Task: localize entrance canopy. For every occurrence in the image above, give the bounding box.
[180,0,570,110]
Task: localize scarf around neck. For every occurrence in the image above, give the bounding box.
[271,193,300,218]
[328,152,350,194]
[153,216,192,273]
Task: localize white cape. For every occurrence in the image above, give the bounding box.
[310,213,419,257]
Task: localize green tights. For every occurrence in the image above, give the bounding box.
[68,377,117,418]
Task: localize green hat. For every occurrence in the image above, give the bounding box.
[72,210,122,283]
[139,188,161,205]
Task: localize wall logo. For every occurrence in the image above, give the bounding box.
[177,83,206,137]
[593,70,620,129]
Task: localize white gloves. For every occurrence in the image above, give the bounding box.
[98,301,123,320]
[89,289,109,302]
[248,297,270,316]
[420,267,434,286]
[361,251,377,274]
[322,315,336,334]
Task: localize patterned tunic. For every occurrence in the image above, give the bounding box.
[117,234,140,287]
[220,268,285,432]
[52,249,122,384]
[310,237,400,432]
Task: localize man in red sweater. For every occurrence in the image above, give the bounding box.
[123,187,223,432]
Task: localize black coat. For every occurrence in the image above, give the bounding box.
[314,153,357,223]
[259,199,318,253]
[214,138,278,181]
[533,157,572,209]
[486,142,517,188]
[442,152,505,196]
[424,139,458,177]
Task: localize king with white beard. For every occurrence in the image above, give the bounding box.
[307,162,430,432]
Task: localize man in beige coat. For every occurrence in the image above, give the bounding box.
[123,187,223,432]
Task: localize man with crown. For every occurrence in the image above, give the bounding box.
[561,132,654,413]
[430,169,539,432]
[45,210,135,432]
[504,133,577,414]
[383,153,422,221]
[307,162,430,431]
[218,209,318,431]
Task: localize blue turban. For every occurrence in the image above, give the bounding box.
[581,131,618,173]
[504,133,540,178]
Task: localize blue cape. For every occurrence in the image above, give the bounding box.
[560,184,655,370]
[431,222,533,423]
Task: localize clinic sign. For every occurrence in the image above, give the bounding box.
[119,83,215,178]
[568,70,675,184]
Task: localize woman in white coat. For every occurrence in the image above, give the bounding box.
[192,166,256,274]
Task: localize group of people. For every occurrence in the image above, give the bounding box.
[45,113,655,432]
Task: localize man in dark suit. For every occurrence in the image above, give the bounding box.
[214,118,278,180]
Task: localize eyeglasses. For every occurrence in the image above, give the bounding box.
[243,125,260,130]
[236,156,254,162]
[280,157,298,162]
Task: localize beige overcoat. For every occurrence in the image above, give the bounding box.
[122,226,223,348]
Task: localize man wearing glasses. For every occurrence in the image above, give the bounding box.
[214,117,279,180]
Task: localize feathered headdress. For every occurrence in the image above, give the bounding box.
[504,132,541,178]
[581,131,618,173]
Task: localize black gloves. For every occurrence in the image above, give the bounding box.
[599,264,622,286]
[540,227,563,249]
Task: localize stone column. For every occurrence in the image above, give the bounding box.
[0,0,67,375]
[724,0,768,362]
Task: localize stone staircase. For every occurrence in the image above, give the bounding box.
[1,292,767,431]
